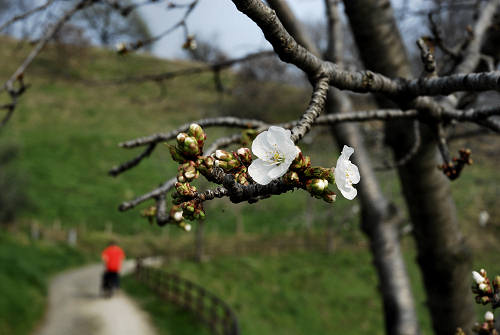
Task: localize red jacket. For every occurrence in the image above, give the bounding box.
[102,245,125,272]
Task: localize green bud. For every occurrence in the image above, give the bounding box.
[236,147,252,165]
[304,167,335,184]
[188,123,206,145]
[283,171,300,185]
[183,136,200,156]
[215,149,234,161]
[169,145,187,163]
[306,178,329,195]
[322,190,337,203]
[176,132,188,145]
[290,152,311,171]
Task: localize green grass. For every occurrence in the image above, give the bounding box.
[0,231,85,335]
[122,275,211,335]
[130,241,500,335]
[138,249,400,335]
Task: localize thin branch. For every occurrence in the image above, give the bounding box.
[0,0,96,128]
[119,178,177,211]
[106,50,274,85]
[454,0,500,74]
[290,76,330,143]
[124,0,198,52]
[119,117,266,149]
[0,0,55,33]
[416,38,437,77]
[109,143,156,177]
[375,121,421,171]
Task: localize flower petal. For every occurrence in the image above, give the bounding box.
[268,163,289,180]
[252,131,273,160]
[341,145,354,159]
[348,162,360,184]
[248,159,273,185]
[267,126,293,148]
[339,185,357,200]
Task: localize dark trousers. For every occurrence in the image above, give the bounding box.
[102,270,120,290]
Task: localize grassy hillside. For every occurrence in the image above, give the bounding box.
[0,231,85,335]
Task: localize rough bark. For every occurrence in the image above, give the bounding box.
[343,1,475,334]
[267,1,419,334]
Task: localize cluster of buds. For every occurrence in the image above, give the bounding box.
[171,123,206,161]
[471,311,498,335]
[163,123,210,228]
[179,199,205,220]
[439,148,472,181]
[168,205,192,231]
[283,151,336,203]
[213,147,252,185]
[177,161,199,183]
[472,269,500,307]
[182,35,197,50]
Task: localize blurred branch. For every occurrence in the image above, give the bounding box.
[0,0,96,129]
[106,50,274,85]
[0,0,55,33]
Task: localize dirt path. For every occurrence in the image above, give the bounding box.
[34,260,158,335]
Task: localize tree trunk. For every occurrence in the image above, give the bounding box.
[343,1,475,333]
[267,1,420,334]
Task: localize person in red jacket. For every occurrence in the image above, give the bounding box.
[101,241,125,297]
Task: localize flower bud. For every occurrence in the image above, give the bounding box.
[283,171,300,185]
[215,149,233,161]
[183,136,200,156]
[290,152,311,171]
[322,190,337,203]
[169,145,187,163]
[480,296,490,305]
[485,311,494,322]
[479,283,488,291]
[173,211,183,222]
[188,123,206,144]
[236,147,252,165]
[473,271,485,284]
[178,221,191,231]
[176,132,187,144]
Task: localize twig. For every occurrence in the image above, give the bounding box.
[290,76,330,143]
[375,121,421,171]
[0,0,55,33]
[119,117,266,149]
[109,143,156,177]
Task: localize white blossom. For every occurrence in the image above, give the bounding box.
[334,145,360,200]
[479,283,488,291]
[485,311,495,321]
[472,271,486,284]
[248,126,300,185]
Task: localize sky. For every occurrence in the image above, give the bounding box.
[139,0,327,59]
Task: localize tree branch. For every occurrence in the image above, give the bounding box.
[290,76,330,143]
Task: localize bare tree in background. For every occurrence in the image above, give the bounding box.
[1,1,500,335]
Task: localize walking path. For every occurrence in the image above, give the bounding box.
[34,260,158,335]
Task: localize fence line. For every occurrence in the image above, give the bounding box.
[135,261,240,335]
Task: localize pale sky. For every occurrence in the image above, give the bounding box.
[139,0,327,59]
